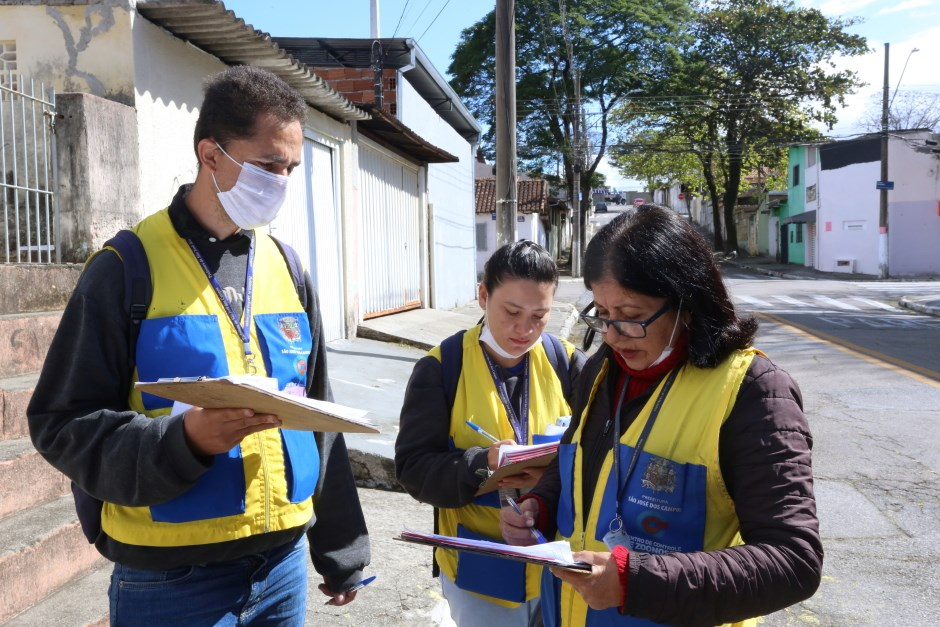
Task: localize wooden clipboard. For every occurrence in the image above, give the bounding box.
[135,378,379,434]
[475,450,558,495]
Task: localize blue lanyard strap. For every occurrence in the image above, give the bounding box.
[185,237,257,373]
[480,348,530,444]
[611,366,681,520]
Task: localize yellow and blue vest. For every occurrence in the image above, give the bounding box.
[432,325,575,607]
[100,209,319,548]
[543,349,759,627]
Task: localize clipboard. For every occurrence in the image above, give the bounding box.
[394,529,591,572]
[135,378,379,434]
[475,450,558,495]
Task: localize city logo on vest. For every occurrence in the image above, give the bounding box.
[640,514,670,536]
[278,316,303,343]
[642,457,677,493]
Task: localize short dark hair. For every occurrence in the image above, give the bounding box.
[482,240,559,294]
[193,65,307,154]
[583,204,757,367]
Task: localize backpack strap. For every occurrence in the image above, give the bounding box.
[439,330,467,410]
[541,333,571,401]
[270,235,308,311]
[103,229,151,372]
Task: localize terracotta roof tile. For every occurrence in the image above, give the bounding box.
[475,178,549,215]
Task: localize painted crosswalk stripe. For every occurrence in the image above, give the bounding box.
[736,295,773,308]
[849,296,897,311]
[773,295,811,307]
[813,295,860,310]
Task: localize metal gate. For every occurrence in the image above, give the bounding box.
[1,74,58,263]
[359,142,421,318]
[269,136,346,341]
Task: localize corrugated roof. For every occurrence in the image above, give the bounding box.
[475,178,549,215]
[135,0,369,122]
[358,104,458,164]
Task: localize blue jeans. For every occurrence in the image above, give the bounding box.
[109,534,308,626]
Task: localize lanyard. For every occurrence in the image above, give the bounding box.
[610,366,681,522]
[480,348,530,444]
[186,237,257,374]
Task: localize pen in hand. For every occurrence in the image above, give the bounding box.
[324,575,376,605]
[505,496,547,544]
[465,420,499,443]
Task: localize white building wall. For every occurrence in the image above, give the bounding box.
[804,148,820,268]
[132,16,224,214]
[474,213,545,278]
[817,160,880,275]
[399,79,476,309]
[886,136,940,275]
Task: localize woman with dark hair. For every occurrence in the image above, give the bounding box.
[396,240,586,626]
[501,206,822,626]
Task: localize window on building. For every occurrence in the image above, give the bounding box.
[807,147,817,167]
[475,222,488,251]
[792,164,800,186]
[0,41,17,92]
[806,184,817,202]
[795,226,803,243]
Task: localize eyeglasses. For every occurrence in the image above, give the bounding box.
[579,302,671,338]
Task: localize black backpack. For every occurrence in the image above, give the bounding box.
[72,229,308,543]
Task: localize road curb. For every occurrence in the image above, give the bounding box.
[899,296,940,318]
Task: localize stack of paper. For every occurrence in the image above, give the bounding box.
[497,441,560,466]
[396,528,590,571]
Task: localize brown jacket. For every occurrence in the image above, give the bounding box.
[530,344,823,626]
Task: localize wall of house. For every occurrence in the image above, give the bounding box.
[399,78,476,309]
[474,213,545,277]
[131,15,223,213]
[817,159,879,274]
[0,3,135,104]
[885,135,940,275]
[786,147,807,265]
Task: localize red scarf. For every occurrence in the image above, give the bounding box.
[612,333,689,402]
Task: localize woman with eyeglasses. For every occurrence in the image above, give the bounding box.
[396,240,586,626]
[500,205,822,627]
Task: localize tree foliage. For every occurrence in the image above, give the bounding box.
[860,90,940,133]
[448,0,690,240]
[613,0,867,251]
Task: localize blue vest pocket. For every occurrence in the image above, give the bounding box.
[557,443,576,537]
[137,315,228,410]
[595,446,707,554]
[150,445,246,523]
[254,312,312,395]
[454,523,527,603]
[532,433,563,445]
[281,429,319,503]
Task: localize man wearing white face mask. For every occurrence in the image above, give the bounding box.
[28,66,370,625]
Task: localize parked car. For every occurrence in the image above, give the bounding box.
[595,201,608,212]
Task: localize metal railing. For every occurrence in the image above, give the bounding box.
[1,73,58,263]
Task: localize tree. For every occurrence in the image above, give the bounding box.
[860,90,940,132]
[615,0,867,252]
[448,0,691,257]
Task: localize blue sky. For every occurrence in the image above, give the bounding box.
[223,1,940,190]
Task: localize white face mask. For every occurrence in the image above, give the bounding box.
[646,299,684,368]
[212,143,290,230]
[479,323,540,360]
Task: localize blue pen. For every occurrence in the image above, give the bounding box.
[505,496,547,544]
[465,420,499,443]
[326,575,376,604]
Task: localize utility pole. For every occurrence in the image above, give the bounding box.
[370,0,380,38]
[570,63,583,277]
[879,43,890,279]
[494,0,517,247]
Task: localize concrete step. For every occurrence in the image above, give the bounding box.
[0,494,105,624]
[0,311,62,378]
[0,263,81,316]
[1,373,38,440]
[0,437,70,520]
[4,563,109,627]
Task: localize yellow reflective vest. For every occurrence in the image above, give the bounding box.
[543,349,759,627]
[100,209,318,548]
[433,325,575,607]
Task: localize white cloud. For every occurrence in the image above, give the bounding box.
[817,0,879,15]
[877,0,932,15]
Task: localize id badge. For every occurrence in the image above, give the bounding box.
[602,516,631,551]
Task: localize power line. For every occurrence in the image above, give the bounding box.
[392,0,412,38]
[417,0,453,42]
